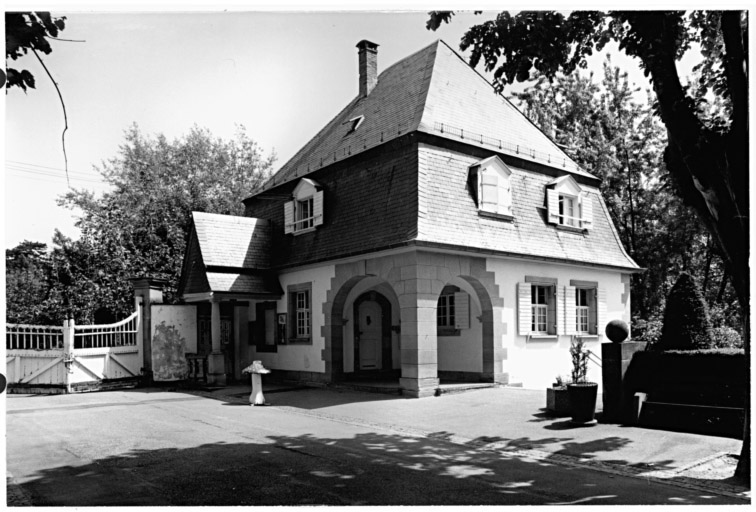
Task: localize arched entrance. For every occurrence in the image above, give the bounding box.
[353,291,392,374]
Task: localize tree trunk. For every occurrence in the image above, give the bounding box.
[626,12,749,481]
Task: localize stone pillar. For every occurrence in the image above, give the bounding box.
[130,277,167,385]
[234,302,249,380]
[397,262,439,398]
[601,341,647,422]
[207,299,226,386]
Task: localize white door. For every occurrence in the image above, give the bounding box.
[358,300,382,370]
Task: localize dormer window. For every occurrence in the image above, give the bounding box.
[284,178,324,235]
[468,155,513,221]
[546,175,593,230]
[343,115,365,135]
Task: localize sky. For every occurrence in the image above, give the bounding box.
[4,5,701,250]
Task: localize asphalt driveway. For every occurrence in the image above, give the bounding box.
[5,385,749,506]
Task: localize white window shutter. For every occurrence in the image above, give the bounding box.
[588,288,598,335]
[517,282,531,336]
[313,190,324,227]
[546,188,560,224]
[581,193,593,229]
[480,171,499,211]
[547,285,557,335]
[454,292,470,330]
[499,177,512,215]
[596,287,607,338]
[556,286,565,335]
[565,286,577,336]
[284,201,294,234]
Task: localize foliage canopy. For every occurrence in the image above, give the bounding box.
[5,125,275,325]
[5,11,66,91]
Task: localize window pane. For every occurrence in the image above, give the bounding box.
[295,290,311,337]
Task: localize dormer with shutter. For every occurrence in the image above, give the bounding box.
[545,175,593,230]
[284,178,324,235]
[468,155,513,221]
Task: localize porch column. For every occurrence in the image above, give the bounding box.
[397,262,439,398]
[207,298,226,386]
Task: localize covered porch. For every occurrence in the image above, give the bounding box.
[178,212,282,385]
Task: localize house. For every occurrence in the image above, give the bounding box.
[178,39,640,397]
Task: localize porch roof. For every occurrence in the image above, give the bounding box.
[206,272,282,296]
[178,212,282,298]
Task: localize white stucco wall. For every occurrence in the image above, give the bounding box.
[437,277,483,373]
[151,305,197,381]
[487,257,630,390]
[249,264,335,374]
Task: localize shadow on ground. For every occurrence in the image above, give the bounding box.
[14,429,746,506]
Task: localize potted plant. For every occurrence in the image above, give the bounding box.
[547,375,571,415]
[567,337,599,425]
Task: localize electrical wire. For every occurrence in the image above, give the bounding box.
[6,165,106,185]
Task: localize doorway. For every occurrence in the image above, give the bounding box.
[353,291,393,376]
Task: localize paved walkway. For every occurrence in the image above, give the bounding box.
[200,382,749,499]
[5,383,749,505]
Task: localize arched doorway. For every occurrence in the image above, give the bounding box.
[353,291,394,377]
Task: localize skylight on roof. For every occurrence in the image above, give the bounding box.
[343,115,365,135]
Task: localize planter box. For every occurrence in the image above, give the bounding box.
[546,386,571,416]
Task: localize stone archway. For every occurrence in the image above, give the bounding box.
[458,275,502,383]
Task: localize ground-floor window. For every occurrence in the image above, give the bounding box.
[288,283,312,343]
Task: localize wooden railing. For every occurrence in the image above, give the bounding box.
[6,323,64,350]
[73,311,140,349]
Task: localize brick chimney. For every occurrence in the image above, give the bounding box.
[357,40,378,97]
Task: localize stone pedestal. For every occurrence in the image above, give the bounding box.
[601,341,646,422]
[130,276,167,386]
[207,352,227,386]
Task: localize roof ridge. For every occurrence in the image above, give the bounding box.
[411,41,440,134]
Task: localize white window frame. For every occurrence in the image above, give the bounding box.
[295,197,314,231]
[576,288,590,334]
[295,290,311,338]
[437,292,455,328]
[287,283,313,343]
[531,285,551,334]
[559,194,580,227]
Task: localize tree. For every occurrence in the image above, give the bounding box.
[515,62,741,342]
[6,241,54,324]
[5,11,66,91]
[428,10,749,479]
[51,124,275,323]
[658,273,714,350]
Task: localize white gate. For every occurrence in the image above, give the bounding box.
[6,310,142,393]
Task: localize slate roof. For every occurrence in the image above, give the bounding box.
[179,212,282,296]
[417,146,640,271]
[193,212,272,269]
[250,39,591,197]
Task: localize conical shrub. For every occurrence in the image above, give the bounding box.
[658,272,714,350]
